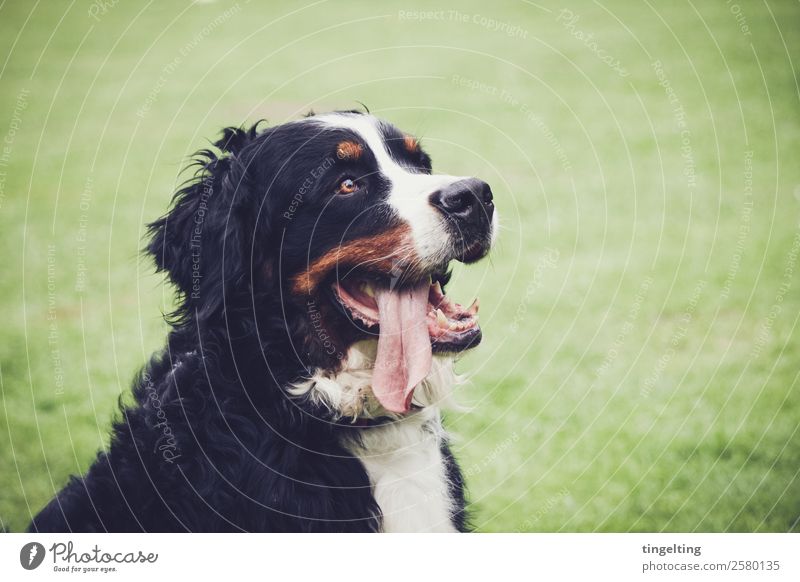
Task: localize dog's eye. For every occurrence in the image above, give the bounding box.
[337,177,359,195]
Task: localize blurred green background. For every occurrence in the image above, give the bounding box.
[1,0,798,532]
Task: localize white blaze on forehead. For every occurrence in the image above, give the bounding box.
[314,113,465,265]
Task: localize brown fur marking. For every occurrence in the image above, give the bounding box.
[291,225,421,294]
[403,135,419,153]
[336,141,363,160]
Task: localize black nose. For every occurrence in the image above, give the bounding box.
[429,178,494,224]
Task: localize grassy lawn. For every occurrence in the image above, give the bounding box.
[1,0,798,532]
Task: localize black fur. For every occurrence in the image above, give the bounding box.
[29,112,468,533]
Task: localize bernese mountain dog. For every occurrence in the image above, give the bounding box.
[29,110,497,533]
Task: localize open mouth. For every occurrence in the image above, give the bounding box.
[330,273,481,414]
[332,277,481,350]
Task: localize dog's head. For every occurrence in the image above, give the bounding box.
[148,111,497,414]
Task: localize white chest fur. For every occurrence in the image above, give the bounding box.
[346,410,457,533]
[290,341,463,532]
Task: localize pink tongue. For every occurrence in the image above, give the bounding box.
[372,283,433,413]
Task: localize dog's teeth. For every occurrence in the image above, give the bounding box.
[467,297,480,315]
[363,283,375,298]
[431,280,443,295]
[436,309,448,327]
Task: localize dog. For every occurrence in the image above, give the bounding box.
[29,110,497,532]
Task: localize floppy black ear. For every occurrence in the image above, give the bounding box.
[146,124,263,323]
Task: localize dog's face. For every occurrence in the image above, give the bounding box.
[149,111,497,414]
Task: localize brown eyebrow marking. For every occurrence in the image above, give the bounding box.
[336,140,363,160]
[403,135,419,153]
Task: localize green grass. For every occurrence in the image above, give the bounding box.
[1,0,798,532]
